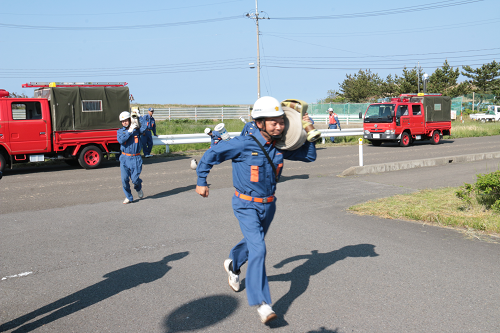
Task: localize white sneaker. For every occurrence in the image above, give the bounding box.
[123,198,131,204]
[223,259,240,292]
[137,189,144,199]
[257,303,277,324]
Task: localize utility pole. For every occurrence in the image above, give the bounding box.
[255,0,261,99]
[417,61,420,93]
[246,1,268,99]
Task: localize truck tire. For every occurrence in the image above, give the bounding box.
[431,130,441,145]
[399,132,411,147]
[78,145,103,169]
[0,153,6,173]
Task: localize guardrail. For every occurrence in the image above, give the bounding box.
[140,107,251,121]
[311,114,362,125]
[152,128,363,151]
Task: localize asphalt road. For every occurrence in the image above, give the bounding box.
[1,136,499,332]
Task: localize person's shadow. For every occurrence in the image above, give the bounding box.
[267,244,378,327]
[0,251,189,332]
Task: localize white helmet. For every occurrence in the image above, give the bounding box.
[119,111,131,121]
[328,108,333,112]
[251,96,284,119]
[204,128,211,134]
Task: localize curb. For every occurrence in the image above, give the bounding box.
[341,151,500,176]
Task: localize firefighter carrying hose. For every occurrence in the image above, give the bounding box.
[195,96,317,324]
[117,111,147,204]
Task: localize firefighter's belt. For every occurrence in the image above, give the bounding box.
[235,190,275,203]
[122,153,140,156]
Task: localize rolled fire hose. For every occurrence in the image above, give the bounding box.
[276,99,321,150]
[275,106,308,151]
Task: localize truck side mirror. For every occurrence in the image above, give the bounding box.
[359,112,362,119]
[391,110,395,117]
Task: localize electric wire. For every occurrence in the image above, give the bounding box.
[272,0,483,20]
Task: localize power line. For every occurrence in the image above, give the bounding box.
[0,0,244,16]
[0,15,244,30]
[263,17,500,38]
[272,0,483,20]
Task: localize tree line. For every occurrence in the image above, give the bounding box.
[321,60,500,103]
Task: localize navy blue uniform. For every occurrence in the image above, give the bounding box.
[210,130,222,147]
[196,130,316,306]
[117,121,147,201]
[240,121,260,136]
[141,114,157,156]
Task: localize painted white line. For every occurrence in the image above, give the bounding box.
[1,271,33,281]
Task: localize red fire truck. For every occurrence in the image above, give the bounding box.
[361,93,452,147]
[0,82,130,172]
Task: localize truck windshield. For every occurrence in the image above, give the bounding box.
[364,104,395,123]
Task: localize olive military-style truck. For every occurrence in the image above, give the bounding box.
[0,82,130,172]
[361,94,452,147]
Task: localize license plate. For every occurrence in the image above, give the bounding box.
[373,134,380,138]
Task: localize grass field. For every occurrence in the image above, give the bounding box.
[349,187,500,236]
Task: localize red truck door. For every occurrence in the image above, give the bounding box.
[396,104,410,128]
[8,100,49,153]
[410,104,424,134]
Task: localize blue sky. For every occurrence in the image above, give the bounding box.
[1,0,498,105]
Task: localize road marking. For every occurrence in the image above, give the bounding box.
[1,271,33,281]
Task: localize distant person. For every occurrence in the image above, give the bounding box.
[142,108,157,158]
[204,127,222,147]
[117,111,147,204]
[328,108,341,143]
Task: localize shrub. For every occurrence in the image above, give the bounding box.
[456,170,500,212]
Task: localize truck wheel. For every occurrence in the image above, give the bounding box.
[371,140,382,146]
[431,130,441,145]
[0,153,6,173]
[399,132,411,147]
[78,145,103,169]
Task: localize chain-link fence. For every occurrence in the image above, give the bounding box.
[312,97,464,117]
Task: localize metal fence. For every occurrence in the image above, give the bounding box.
[139,107,251,121]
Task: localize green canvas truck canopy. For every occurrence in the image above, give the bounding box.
[423,96,451,122]
[49,86,130,131]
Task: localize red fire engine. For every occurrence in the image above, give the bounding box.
[361,93,452,147]
[0,82,130,172]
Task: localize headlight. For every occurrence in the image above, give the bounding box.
[364,130,370,134]
[385,130,395,134]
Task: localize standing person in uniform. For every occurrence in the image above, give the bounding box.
[195,96,316,324]
[117,111,147,204]
[142,108,157,158]
[204,127,222,147]
[328,108,341,143]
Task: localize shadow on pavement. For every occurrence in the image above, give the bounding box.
[267,244,378,328]
[146,184,197,199]
[0,252,189,333]
[162,295,239,333]
[307,327,341,333]
[279,174,310,183]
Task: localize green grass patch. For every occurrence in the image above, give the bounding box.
[348,187,500,234]
[448,119,500,138]
[152,119,246,154]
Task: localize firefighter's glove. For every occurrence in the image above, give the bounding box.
[128,124,137,133]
